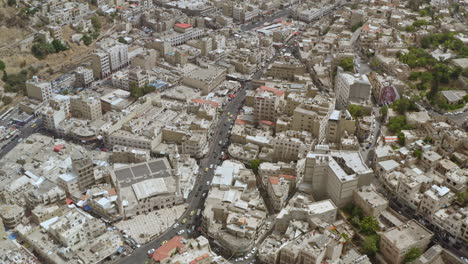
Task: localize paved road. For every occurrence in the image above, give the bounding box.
[241,9,291,31]
[0,118,41,159]
[115,80,249,264]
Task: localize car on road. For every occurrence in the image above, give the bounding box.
[161,240,167,246]
[190,210,195,216]
[177,229,185,235]
[31,123,37,128]
[246,253,252,258]
[147,248,155,255]
[205,167,209,172]
[182,218,187,224]
[173,223,179,229]
[209,164,214,169]
[206,180,211,185]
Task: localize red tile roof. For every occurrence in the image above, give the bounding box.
[279,174,296,180]
[259,86,285,97]
[235,119,248,125]
[175,23,192,29]
[152,236,185,262]
[269,177,279,185]
[260,120,275,126]
[191,98,219,108]
[190,253,210,264]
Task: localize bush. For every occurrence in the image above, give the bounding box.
[3,69,29,94]
[118,37,127,44]
[0,60,5,71]
[391,98,418,115]
[82,34,92,46]
[397,132,405,146]
[339,57,354,72]
[413,149,423,159]
[249,159,263,175]
[404,248,422,263]
[7,0,16,6]
[1,96,13,105]
[362,235,380,256]
[347,104,369,119]
[51,39,69,52]
[129,82,155,98]
[359,216,379,235]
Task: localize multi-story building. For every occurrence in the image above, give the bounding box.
[272,131,311,162]
[89,52,111,79]
[128,67,149,88]
[40,99,69,131]
[71,153,96,191]
[326,110,356,145]
[106,44,129,72]
[353,186,388,217]
[26,77,53,102]
[334,71,371,110]
[291,95,335,143]
[70,95,102,121]
[182,64,227,94]
[300,148,373,207]
[254,86,285,123]
[380,220,433,264]
[73,67,94,88]
[418,185,454,219]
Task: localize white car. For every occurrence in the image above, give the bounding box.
[246,253,252,258]
[206,181,211,185]
[147,248,155,255]
[177,229,185,235]
[173,223,179,229]
[209,164,214,169]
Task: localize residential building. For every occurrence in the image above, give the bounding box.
[334,71,371,110]
[254,86,285,123]
[74,67,94,88]
[89,52,111,79]
[26,77,53,102]
[70,94,102,121]
[380,220,433,264]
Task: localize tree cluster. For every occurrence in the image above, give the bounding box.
[129,82,155,98]
[391,98,419,115]
[339,57,354,72]
[347,104,370,119]
[388,116,413,133]
[421,32,467,56]
[31,37,69,59]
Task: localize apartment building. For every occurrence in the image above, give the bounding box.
[40,99,68,131]
[128,67,149,88]
[353,186,388,217]
[73,67,94,88]
[380,220,433,264]
[71,152,96,191]
[418,185,454,219]
[26,77,53,102]
[266,62,306,81]
[163,26,206,46]
[70,95,102,121]
[106,44,129,72]
[254,86,285,123]
[266,176,289,212]
[89,52,111,79]
[272,131,311,162]
[334,71,371,110]
[326,110,356,145]
[301,148,373,207]
[291,95,335,143]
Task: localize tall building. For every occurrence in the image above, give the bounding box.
[70,95,102,121]
[106,44,129,72]
[72,152,95,191]
[128,67,149,88]
[254,86,285,123]
[300,147,373,207]
[89,52,111,79]
[26,77,53,102]
[380,220,433,264]
[291,95,335,143]
[74,67,94,88]
[326,110,356,144]
[334,71,371,110]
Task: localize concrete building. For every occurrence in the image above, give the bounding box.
[26,77,53,102]
[128,67,149,88]
[74,67,94,88]
[334,71,371,110]
[0,204,25,229]
[70,94,102,121]
[254,86,285,123]
[71,152,96,191]
[89,52,111,79]
[106,44,129,72]
[353,186,388,217]
[300,148,373,207]
[291,95,335,143]
[380,220,433,264]
[109,158,183,218]
[418,185,454,219]
[182,64,227,94]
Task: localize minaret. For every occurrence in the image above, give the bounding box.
[172,148,181,195]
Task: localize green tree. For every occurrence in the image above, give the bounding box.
[362,235,380,256]
[0,60,5,71]
[380,106,388,120]
[455,190,468,206]
[347,104,364,119]
[423,136,433,144]
[51,39,68,52]
[351,22,364,32]
[413,149,423,159]
[359,216,379,235]
[1,96,13,105]
[397,132,406,146]
[339,57,354,72]
[91,16,101,31]
[404,247,422,263]
[7,0,16,6]
[388,116,412,133]
[82,34,92,46]
[391,98,418,115]
[249,159,263,175]
[118,36,127,44]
